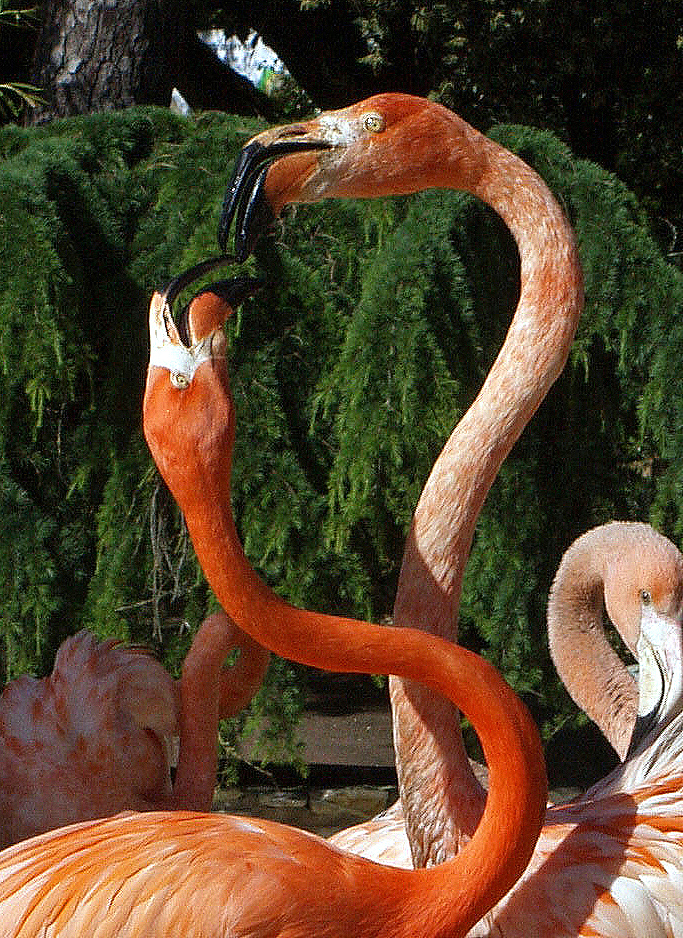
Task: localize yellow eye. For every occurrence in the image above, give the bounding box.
[641,589,652,605]
[363,112,385,134]
[170,372,191,390]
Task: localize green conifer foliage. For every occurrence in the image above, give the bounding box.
[1,106,681,768]
[0,108,262,678]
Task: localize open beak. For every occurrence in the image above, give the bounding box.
[159,256,261,341]
[218,135,332,261]
[160,255,237,317]
[149,256,261,375]
[176,276,263,346]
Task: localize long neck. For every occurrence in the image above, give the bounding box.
[170,612,233,811]
[547,526,637,760]
[178,468,546,937]
[390,130,583,865]
[219,627,270,719]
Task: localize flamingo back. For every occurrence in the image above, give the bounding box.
[468,708,683,937]
[0,630,178,847]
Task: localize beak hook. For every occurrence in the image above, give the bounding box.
[218,138,332,259]
[160,255,238,311]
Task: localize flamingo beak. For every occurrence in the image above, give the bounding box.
[626,641,664,758]
[158,256,261,344]
[148,258,261,378]
[218,136,332,261]
[177,276,263,346]
[626,609,683,758]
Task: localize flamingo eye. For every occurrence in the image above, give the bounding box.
[170,372,191,390]
[363,112,385,134]
[641,589,652,605]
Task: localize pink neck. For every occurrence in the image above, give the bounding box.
[219,627,270,719]
[390,131,583,864]
[171,613,233,811]
[547,524,641,760]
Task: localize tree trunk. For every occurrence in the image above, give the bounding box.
[28,0,271,125]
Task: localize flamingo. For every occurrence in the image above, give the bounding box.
[467,520,683,937]
[218,91,582,865]
[217,95,683,933]
[0,608,268,847]
[0,265,547,937]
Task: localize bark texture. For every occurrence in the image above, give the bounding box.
[28,0,271,124]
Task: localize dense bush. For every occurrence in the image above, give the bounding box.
[1,105,682,766]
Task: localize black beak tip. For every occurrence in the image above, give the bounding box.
[178,274,264,343]
[219,137,328,260]
[217,220,229,256]
[218,140,270,258]
[217,195,237,255]
[234,235,251,265]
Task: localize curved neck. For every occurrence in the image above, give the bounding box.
[390,130,583,863]
[171,613,233,811]
[219,627,270,719]
[547,527,637,760]
[179,473,546,936]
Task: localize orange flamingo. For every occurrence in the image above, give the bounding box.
[218,95,683,933]
[0,267,547,937]
[0,609,268,847]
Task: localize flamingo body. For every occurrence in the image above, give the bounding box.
[0,803,523,938]
[0,611,268,847]
[3,773,678,938]
[0,631,177,849]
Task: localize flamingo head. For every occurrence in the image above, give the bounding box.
[143,257,261,506]
[218,92,487,260]
[603,530,683,757]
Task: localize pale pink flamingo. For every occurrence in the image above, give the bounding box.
[219,90,582,865]
[467,520,683,937]
[0,266,547,937]
[0,608,268,847]
[219,95,683,933]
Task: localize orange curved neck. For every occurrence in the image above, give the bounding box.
[143,354,546,932]
[175,467,546,936]
[390,126,583,863]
